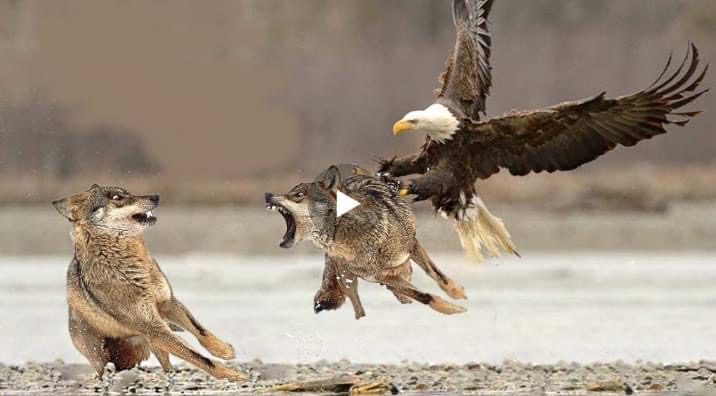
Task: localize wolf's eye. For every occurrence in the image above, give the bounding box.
[292,191,305,201]
[111,194,122,201]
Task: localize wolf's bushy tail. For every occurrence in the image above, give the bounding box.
[456,196,518,262]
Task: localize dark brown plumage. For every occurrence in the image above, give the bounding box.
[435,0,495,119]
[467,45,708,178]
[380,0,708,260]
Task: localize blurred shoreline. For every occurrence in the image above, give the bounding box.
[4,164,716,208]
[3,201,714,256]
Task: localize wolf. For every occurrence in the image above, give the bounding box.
[265,165,466,319]
[52,184,246,381]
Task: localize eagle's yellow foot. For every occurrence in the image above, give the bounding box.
[399,188,411,197]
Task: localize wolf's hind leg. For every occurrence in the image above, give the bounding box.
[337,270,366,319]
[381,276,466,315]
[151,346,173,372]
[391,290,413,304]
[411,240,466,299]
[158,298,235,360]
[388,260,413,304]
[314,255,347,313]
[145,323,247,382]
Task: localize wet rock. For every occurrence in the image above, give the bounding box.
[256,364,292,380]
[585,379,627,392]
[110,369,140,393]
[414,383,429,390]
[647,383,665,391]
[57,364,95,381]
[692,367,713,380]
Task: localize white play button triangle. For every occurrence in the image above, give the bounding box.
[336,190,360,217]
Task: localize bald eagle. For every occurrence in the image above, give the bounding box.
[379,0,708,261]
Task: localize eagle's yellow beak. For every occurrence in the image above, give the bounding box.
[392,119,414,135]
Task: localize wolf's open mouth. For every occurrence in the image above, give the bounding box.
[132,210,157,225]
[265,202,296,248]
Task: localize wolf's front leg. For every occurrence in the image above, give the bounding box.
[144,321,247,382]
[410,240,466,299]
[380,275,465,315]
[68,307,109,377]
[337,269,365,320]
[313,255,347,313]
[158,298,235,360]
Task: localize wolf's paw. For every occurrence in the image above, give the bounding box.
[428,296,467,315]
[201,336,235,360]
[314,297,345,313]
[214,364,248,382]
[353,308,366,320]
[313,288,346,313]
[442,281,467,300]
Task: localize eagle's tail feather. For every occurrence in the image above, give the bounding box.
[456,197,518,262]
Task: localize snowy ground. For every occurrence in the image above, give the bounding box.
[2,252,715,366]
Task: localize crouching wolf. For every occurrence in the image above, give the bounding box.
[265,165,466,319]
[52,184,246,381]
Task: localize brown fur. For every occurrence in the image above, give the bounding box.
[266,166,466,319]
[54,184,245,381]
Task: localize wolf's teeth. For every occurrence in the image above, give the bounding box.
[146,210,154,217]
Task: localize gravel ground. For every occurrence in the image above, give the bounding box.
[2,360,716,395]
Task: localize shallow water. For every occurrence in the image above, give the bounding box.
[1,252,715,366]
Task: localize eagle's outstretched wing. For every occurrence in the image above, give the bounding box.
[467,44,708,178]
[435,0,495,120]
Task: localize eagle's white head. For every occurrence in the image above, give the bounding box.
[392,103,460,143]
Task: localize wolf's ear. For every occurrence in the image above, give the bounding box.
[320,165,342,192]
[52,197,75,221]
[89,184,100,190]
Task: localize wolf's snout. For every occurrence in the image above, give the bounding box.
[148,194,160,205]
[264,192,274,203]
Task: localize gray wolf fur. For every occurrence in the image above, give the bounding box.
[265,165,466,319]
[52,184,246,381]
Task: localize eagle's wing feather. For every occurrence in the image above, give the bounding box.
[468,44,708,178]
[435,0,494,119]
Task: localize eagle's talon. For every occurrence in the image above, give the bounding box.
[399,187,411,197]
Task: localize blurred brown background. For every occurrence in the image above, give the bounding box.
[0,0,714,207]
